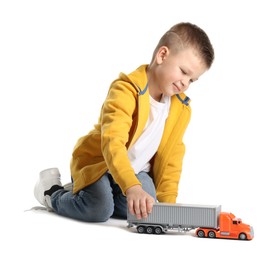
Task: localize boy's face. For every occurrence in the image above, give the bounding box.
[152,46,207,97]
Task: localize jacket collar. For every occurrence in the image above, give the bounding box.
[120,64,190,106]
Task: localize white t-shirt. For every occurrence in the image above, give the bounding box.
[128,95,171,174]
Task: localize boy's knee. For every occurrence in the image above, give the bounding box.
[78,194,114,222]
[137,172,156,199]
[82,208,114,222]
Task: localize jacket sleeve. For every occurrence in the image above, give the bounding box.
[100,80,141,194]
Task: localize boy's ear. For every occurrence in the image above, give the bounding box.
[156,46,169,64]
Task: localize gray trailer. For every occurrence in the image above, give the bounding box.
[127,202,221,234]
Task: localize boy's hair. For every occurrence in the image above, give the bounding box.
[152,22,214,69]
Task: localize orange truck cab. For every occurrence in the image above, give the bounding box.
[196,212,254,240]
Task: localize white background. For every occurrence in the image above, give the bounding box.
[1,0,271,259]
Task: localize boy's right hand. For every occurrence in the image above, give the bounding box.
[126,185,155,219]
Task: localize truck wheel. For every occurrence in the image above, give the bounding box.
[208,231,216,238]
[154,227,163,234]
[146,226,154,234]
[239,233,247,240]
[197,230,205,238]
[137,226,145,234]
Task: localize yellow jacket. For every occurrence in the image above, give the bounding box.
[71,64,191,203]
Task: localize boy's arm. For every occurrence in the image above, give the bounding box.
[100,80,141,194]
[101,81,156,218]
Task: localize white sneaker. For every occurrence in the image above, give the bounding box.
[34,168,63,211]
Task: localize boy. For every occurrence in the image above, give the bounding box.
[34,22,214,222]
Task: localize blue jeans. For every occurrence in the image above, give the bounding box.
[51,171,156,222]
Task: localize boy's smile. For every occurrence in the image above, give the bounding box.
[173,82,182,92]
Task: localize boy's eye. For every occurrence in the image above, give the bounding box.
[180,69,186,75]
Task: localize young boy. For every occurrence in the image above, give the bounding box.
[34,22,214,222]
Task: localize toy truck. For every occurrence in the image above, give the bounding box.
[127,203,254,240]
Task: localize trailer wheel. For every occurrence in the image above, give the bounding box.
[239,233,247,240]
[146,226,154,234]
[197,230,205,238]
[137,226,145,234]
[154,227,163,234]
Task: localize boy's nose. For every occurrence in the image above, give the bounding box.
[181,76,191,89]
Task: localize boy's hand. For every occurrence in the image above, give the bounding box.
[126,185,155,219]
